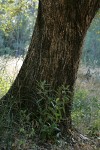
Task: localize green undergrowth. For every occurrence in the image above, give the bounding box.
[0,80,99,149]
[72,89,100,138]
[0,82,70,149]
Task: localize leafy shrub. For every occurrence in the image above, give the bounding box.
[31,81,70,141]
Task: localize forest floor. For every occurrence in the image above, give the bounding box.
[0,57,100,150]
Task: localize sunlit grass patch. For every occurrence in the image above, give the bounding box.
[0,75,11,98]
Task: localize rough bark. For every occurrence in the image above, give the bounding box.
[1,0,100,132]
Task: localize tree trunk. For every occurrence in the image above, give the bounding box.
[1,0,99,133]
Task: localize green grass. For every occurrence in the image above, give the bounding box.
[72,89,100,137]
[0,70,99,149]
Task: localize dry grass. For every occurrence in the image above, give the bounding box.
[76,64,100,97]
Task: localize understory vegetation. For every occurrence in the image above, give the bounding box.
[0,59,100,149]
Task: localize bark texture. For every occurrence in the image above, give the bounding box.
[2,0,100,131]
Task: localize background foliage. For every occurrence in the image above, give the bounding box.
[0,0,100,67]
[0,0,38,56]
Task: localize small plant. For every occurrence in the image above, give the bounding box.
[32,81,70,141]
[18,110,35,138]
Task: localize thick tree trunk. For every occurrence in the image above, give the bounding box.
[2,0,99,132]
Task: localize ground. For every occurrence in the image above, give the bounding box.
[0,57,100,150]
